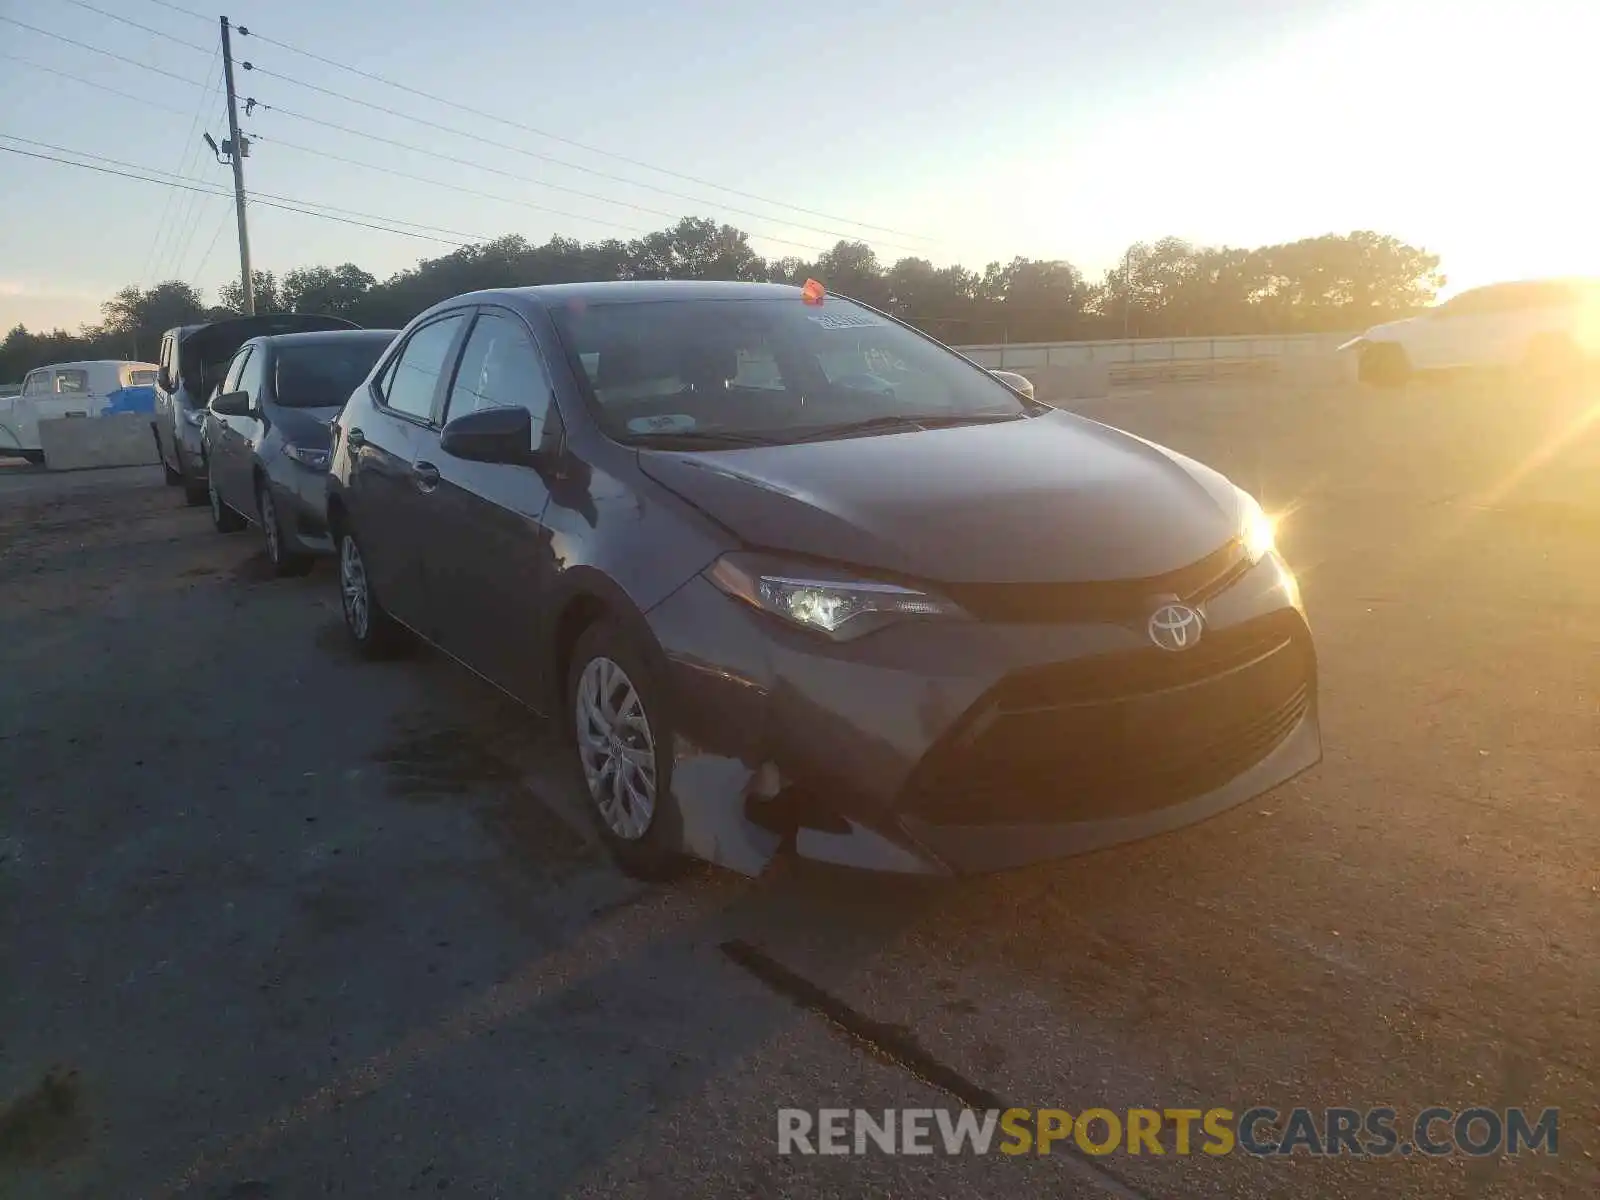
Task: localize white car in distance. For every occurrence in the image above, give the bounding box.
[1343,278,1599,386]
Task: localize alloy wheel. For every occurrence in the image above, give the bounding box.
[339,535,370,640]
[574,656,658,841]
[261,489,282,563]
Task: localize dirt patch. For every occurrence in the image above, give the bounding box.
[373,718,596,875]
[374,725,524,796]
[0,1068,88,1169]
[229,553,283,585]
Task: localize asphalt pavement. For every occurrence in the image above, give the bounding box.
[1,374,1595,1199]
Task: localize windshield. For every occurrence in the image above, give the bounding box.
[273,339,391,409]
[550,297,1029,445]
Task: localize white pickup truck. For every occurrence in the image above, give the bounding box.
[0,359,160,462]
[1343,278,1599,386]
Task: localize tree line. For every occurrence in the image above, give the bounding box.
[1,216,1444,382]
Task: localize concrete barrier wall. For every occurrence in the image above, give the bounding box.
[39,414,161,471]
[958,332,1359,388]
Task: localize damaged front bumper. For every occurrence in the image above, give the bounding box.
[645,552,1321,877]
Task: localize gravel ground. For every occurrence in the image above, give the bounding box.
[1,375,1596,1199]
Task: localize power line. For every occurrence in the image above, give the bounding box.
[0,52,191,115]
[51,0,213,53]
[243,64,925,253]
[126,0,929,244]
[142,46,222,287]
[155,59,226,281]
[249,132,659,239]
[254,105,829,254]
[0,141,480,248]
[189,205,234,291]
[132,0,212,19]
[230,24,931,242]
[0,17,209,87]
[1,133,495,244]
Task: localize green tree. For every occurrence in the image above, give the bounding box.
[810,241,892,309]
[217,270,286,316]
[280,264,377,318]
[624,217,767,281]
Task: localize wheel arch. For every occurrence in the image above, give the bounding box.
[546,567,664,717]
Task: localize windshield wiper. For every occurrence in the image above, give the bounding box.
[785,412,1027,444]
[628,429,782,449]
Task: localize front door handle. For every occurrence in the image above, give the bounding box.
[413,461,441,494]
[345,427,366,449]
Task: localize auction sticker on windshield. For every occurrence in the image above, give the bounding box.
[806,310,886,331]
[627,413,698,434]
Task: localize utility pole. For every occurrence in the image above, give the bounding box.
[219,15,254,315]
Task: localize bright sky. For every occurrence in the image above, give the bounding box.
[1,0,1595,332]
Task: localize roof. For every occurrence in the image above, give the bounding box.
[461,280,807,308]
[242,329,399,350]
[28,359,160,372]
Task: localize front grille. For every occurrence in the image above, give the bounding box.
[943,539,1246,624]
[901,613,1312,826]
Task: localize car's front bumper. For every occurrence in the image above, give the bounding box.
[264,457,335,555]
[645,551,1320,875]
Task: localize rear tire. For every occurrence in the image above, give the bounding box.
[336,527,413,659]
[1359,342,1411,388]
[258,481,313,577]
[566,618,688,881]
[207,466,246,533]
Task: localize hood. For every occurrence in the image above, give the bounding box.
[637,410,1241,584]
[1361,316,1419,342]
[271,405,341,449]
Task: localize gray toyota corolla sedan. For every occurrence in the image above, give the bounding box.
[204,330,398,573]
[325,280,1319,879]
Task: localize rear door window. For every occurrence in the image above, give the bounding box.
[380,314,468,421]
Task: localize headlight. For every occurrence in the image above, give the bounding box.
[1237,488,1276,564]
[282,443,330,470]
[705,553,965,640]
[181,407,207,427]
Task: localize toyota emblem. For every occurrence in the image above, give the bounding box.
[1147,603,1203,651]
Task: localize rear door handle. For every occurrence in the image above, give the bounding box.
[345,427,365,449]
[413,461,441,494]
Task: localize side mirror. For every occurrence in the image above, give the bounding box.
[211,389,254,417]
[990,369,1035,401]
[158,367,176,393]
[440,405,536,465]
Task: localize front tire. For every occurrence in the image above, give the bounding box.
[207,465,246,533]
[258,481,313,577]
[336,527,412,659]
[567,618,687,881]
[1358,342,1411,388]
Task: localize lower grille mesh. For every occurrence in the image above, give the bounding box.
[902,616,1312,826]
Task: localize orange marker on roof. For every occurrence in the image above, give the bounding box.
[801,278,825,306]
